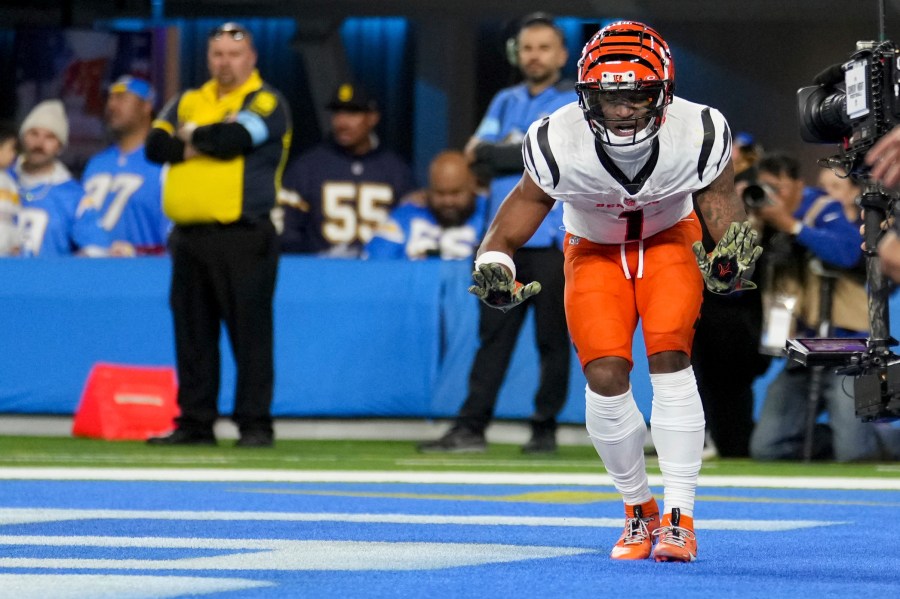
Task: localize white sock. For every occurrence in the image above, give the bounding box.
[649,366,705,518]
[584,384,652,506]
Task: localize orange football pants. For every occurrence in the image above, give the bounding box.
[563,215,704,369]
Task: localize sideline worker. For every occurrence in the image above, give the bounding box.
[145,22,291,448]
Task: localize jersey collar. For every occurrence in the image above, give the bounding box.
[201,69,263,102]
[594,137,659,196]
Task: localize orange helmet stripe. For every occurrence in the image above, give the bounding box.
[578,21,673,86]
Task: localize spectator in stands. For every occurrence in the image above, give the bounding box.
[81,76,169,257]
[749,152,878,462]
[12,100,110,257]
[691,131,770,458]
[280,82,414,257]
[0,123,18,255]
[418,13,572,454]
[365,150,486,260]
[0,123,18,170]
[145,22,291,448]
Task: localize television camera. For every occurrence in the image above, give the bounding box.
[788,35,900,421]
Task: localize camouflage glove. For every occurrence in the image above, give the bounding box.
[468,262,542,312]
[692,221,763,295]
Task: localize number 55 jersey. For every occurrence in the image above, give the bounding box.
[279,139,415,257]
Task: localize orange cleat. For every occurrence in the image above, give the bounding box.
[610,498,660,560]
[651,508,697,562]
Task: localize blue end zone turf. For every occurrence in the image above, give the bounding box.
[0,479,899,597]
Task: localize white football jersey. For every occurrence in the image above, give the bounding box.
[523,96,732,244]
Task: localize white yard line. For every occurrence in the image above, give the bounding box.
[0,509,842,531]
[0,467,898,490]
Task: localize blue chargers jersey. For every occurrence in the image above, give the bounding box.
[12,165,111,257]
[473,81,576,248]
[280,140,415,256]
[81,144,169,252]
[365,196,488,260]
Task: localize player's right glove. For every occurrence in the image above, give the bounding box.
[468,262,542,312]
[692,220,763,295]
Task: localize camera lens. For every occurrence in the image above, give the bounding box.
[742,184,768,209]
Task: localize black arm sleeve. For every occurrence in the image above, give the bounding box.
[191,122,253,160]
[145,128,186,164]
[473,142,526,177]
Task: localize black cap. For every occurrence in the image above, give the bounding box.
[326,82,378,112]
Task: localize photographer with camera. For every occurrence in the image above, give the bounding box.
[748,152,881,461]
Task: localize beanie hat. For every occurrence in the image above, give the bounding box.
[20,100,69,146]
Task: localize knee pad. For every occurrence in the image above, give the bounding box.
[585,384,646,443]
[649,366,705,432]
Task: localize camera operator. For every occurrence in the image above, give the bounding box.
[748,152,882,462]
[865,128,900,282]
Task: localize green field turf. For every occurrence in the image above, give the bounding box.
[0,435,898,479]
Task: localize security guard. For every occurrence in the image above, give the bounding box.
[145,22,291,448]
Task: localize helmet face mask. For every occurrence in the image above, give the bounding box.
[577,85,665,145]
[576,21,674,147]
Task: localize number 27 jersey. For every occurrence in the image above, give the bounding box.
[81,144,169,250]
[523,97,732,244]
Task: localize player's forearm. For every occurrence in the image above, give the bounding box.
[697,191,747,241]
[477,173,556,259]
[477,197,553,258]
[695,163,748,242]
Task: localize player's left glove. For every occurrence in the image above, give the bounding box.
[692,220,763,295]
[468,263,541,312]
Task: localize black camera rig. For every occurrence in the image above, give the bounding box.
[790,7,900,421]
[798,39,900,176]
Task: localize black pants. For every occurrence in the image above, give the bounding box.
[168,220,279,436]
[691,289,771,457]
[457,247,571,435]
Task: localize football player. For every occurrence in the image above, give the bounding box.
[468,21,761,562]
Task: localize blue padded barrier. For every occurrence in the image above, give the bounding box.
[11,257,880,425]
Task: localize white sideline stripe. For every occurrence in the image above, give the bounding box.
[0,467,899,490]
[0,574,273,599]
[0,508,840,531]
[0,537,590,571]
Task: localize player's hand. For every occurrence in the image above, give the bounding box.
[693,221,763,295]
[468,262,541,312]
[866,127,900,190]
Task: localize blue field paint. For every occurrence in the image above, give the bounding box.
[0,480,899,598]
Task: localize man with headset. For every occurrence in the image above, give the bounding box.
[418,13,573,454]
